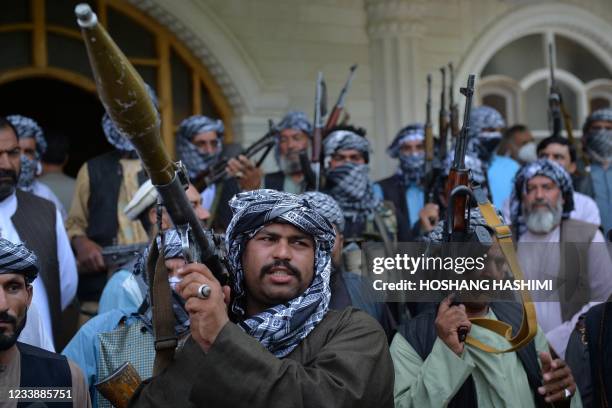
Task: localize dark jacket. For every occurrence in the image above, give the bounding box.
[376,174,416,241]
[130,308,394,408]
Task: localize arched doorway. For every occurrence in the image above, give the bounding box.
[0,0,234,170]
[0,78,108,176]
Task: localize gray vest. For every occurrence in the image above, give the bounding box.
[11,190,60,346]
[559,218,598,322]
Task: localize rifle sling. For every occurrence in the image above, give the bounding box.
[148,240,178,375]
[463,199,538,354]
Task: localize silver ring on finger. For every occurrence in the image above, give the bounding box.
[235,171,245,179]
[563,388,572,399]
[197,284,211,299]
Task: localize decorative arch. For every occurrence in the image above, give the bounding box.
[0,0,238,151]
[456,3,612,83]
[129,0,288,118]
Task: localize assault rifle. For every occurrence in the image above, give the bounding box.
[192,120,277,192]
[101,242,148,273]
[423,74,436,204]
[324,64,357,134]
[548,42,587,165]
[449,63,460,139]
[309,71,328,191]
[439,67,450,159]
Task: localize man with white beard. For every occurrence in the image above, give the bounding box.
[509,159,612,358]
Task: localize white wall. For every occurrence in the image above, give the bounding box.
[136,0,612,179]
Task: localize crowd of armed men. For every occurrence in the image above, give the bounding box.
[1,63,612,407]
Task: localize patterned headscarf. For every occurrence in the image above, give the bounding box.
[301,191,345,233]
[323,129,371,163]
[509,159,574,236]
[273,111,313,166]
[387,124,426,185]
[582,108,612,164]
[6,115,47,157]
[136,229,190,336]
[0,238,38,284]
[325,162,381,220]
[176,115,224,179]
[101,84,159,152]
[225,189,335,357]
[276,111,312,136]
[387,124,425,159]
[582,108,612,134]
[467,106,506,163]
[468,106,506,139]
[7,115,46,191]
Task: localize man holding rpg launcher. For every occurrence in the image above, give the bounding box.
[129,190,394,407]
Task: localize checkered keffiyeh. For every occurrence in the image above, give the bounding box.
[225,189,335,358]
[387,124,425,159]
[323,129,371,162]
[7,115,47,157]
[301,191,345,233]
[583,108,612,133]
[0,238,38,284]
[101,84,159,152]
[276,111,312,135]
[509,159,574,236]
[469,106,506,139]
[176,115,224,179]
[325,162,380,220]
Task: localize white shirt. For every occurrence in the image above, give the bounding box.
[30,180,67,221]
[200,184,216,211]
[502,191,601,227]
[18,303,55,352]
[0,192,78,346]
[518,225,612,358]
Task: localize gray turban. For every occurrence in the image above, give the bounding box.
[301,191,345,233]
[6,115,47,157]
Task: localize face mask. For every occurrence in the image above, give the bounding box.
[399,152,425,184]
[17,155,37,192]
[586,129,612,163]
[477,131,502,153]
[517,142,538,164]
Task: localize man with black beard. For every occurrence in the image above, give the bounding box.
[509,159,612,358]
[0,238,90,407]
[0,117,78,351]
[226,111,312,193]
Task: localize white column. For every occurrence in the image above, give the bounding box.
[366,0,426,178]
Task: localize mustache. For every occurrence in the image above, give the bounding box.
[0,311,17,327]
[528,199,554,212]
[260,260,302,281]
[0,169,18,182]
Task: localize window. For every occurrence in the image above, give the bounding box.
[0,0,233,152]
[479,32,612,137]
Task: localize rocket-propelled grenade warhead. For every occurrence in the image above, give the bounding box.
[75,3,174,186]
